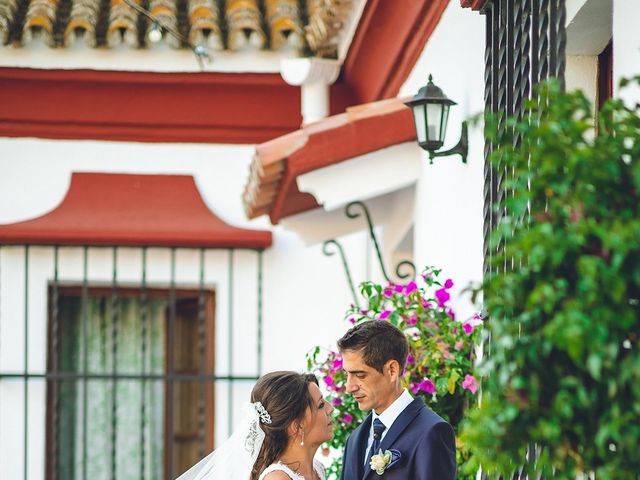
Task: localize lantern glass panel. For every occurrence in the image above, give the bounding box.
[440,104,451,144]
[412,104,427,144]
[426,103,443,144]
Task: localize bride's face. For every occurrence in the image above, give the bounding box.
[301,382,335,445]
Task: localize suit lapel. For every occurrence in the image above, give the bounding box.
[351,414,372,480]
[361,398,425,480]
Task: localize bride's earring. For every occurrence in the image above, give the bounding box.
[300,429,305,447]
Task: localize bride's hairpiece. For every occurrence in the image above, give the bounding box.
[253,401,272,424]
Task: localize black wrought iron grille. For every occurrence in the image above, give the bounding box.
[482,0,566,276]
[479,1,566,478]
[0,244,264,480]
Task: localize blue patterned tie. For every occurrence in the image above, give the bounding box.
[366,418,386,466]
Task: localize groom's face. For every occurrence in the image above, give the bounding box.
[341,349,397,414]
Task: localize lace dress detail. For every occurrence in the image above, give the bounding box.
[258,459,326,480]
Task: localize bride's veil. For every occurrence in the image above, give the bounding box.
[176,403,267,480]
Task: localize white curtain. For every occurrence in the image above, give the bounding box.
[57,296,167,480]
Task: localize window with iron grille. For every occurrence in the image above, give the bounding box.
[46,286,215,480]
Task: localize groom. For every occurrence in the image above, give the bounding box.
[338,320,456,479]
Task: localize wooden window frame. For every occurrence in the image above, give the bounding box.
[45,285,216,480]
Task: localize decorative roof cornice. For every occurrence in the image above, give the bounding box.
[243,96,415,223]
[0,173,273,248]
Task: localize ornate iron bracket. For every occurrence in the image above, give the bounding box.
[323,239,361,309]
[323,200,416,308]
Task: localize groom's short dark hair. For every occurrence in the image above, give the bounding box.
[337,320,408,373]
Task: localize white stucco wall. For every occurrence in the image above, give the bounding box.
[613,0,640,105]
[0,137,365,477]
[399,2,486,321]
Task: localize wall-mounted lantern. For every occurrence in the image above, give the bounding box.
[405,75,468,164]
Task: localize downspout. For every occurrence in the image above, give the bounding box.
[280,58,341,125]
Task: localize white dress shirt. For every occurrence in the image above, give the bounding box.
[363,389,414,465]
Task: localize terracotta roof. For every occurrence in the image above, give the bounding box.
[242,96,415,223]
[0,172,272,248]
[1,0,353,52]
[460,0,488,11]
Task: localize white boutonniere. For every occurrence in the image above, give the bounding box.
[369,449,401,475]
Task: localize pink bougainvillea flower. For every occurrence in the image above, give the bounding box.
[422,299,432,309]
[463,322,474,335]
[349,317,356,325]
[444,278,454,289]
[406,354,416,365]
[406,315,417,326]
[454,339,464,351]
[446,308,456,320]
[394,284,404,293]
[360,309,369,315]
[324,376,334,387]
[332,397,343,406]
[473,312,483,321]
[435,288,450,307]
[404,327,421,340]
[341,413,353,424]
[405,281,418,294]
[383,288,393,298]
[380,310,391,320]
[462,374,478,394]
[420,379,435,394]
[330,357,343,373]
[411,382,421,395]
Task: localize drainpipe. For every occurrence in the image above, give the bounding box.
[280,58,341,125]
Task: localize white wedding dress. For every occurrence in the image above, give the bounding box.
[176,403,328,480]
[258,459,327,480]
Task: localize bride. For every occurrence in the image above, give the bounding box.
[177,371,335,480]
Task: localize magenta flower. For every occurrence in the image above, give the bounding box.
[394,284,404,293]
[383,288,393,297]
[462,375,478,394]
[419,379,435,394]
[406,315,417,326]
[332,397,343,406]
[349,317,356,325]
[324,376,334,387]
[435,288,450,307]
[405,281,418,294]
[341,413,353,424]
[463,322,474,335]
[422,300,432,309]
[380,310,391,320]
[411,382,420,395]
[446,308,455,320]
[360,309,369,315]
[444,279,454,289]
[406,354,416,365]
[330,357,343,373]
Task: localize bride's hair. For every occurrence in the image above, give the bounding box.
[249,371,318,480]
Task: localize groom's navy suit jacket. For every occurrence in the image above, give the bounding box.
[340,397,456,480]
